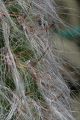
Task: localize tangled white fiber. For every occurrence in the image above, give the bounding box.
[0,0,79,120]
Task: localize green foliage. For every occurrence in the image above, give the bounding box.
[26,73,43,100]
[0,95,10,111]
[5,74,16,90]
[8,4,22,15]
[0,29,4,48]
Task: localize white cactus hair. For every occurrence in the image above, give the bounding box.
[0,0,79,120]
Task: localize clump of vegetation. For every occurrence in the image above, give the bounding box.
[0,0,80,120]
